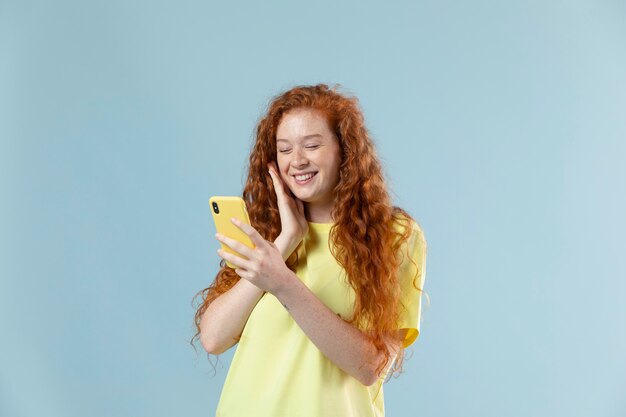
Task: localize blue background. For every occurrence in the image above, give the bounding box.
[1,1,625,416]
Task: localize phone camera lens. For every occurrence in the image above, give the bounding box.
[212,202,220,214]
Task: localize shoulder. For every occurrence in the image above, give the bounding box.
[391,211,427,271]
[392,210,427,247]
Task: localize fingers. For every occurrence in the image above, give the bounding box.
[267,166,282,193]
[269,163,302,209]
[228,217,267,247]
[267,163,288,199]
[217,247,251,270]
[216,231,255,259]
[234,268,251,280]
[267,161,279,175]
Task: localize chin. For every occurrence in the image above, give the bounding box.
[293,193,313,202]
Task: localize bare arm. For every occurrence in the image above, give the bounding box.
[199,234,299,355]
[202,163,402,377]
[214,219,406,386]
[274,276,405,386]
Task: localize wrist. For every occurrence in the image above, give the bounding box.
[274,233,302,260]
[274,269,300,303]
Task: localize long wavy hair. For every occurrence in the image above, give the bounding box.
[192,84,423,379]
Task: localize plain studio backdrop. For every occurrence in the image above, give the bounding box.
[1,1,625,416]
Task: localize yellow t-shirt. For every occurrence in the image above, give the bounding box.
[215,219,427,417]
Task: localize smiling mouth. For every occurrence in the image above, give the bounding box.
[293,172,317,184]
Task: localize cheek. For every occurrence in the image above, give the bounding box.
[276,156,290,177]
[327,152,342,181]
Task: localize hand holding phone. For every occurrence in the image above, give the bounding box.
[209,196,255,268]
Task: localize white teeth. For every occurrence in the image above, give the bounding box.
[295,173,315,181]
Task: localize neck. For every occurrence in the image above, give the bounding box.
[304,201,334,223]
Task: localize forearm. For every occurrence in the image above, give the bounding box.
[200,233,298,354]
[274,274,387,386]
[199,277,263,354]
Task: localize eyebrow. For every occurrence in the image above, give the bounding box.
[276,134,323,143]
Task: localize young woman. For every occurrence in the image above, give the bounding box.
[192,84,427,417]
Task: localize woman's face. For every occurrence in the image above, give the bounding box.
[275,108,342,215]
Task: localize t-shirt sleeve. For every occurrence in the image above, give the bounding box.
[396,222,427,348]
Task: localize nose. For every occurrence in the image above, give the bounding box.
[290,147,309,169]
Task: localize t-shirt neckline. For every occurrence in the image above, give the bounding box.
[307,221,333,232]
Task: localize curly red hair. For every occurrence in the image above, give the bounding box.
[192,84,423,378]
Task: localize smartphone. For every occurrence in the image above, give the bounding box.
[209,196,255,268]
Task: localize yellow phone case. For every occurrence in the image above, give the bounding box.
[209,196,255,268]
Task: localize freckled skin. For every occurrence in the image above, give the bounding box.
[207,106,405,387]
[276,108,342,223]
